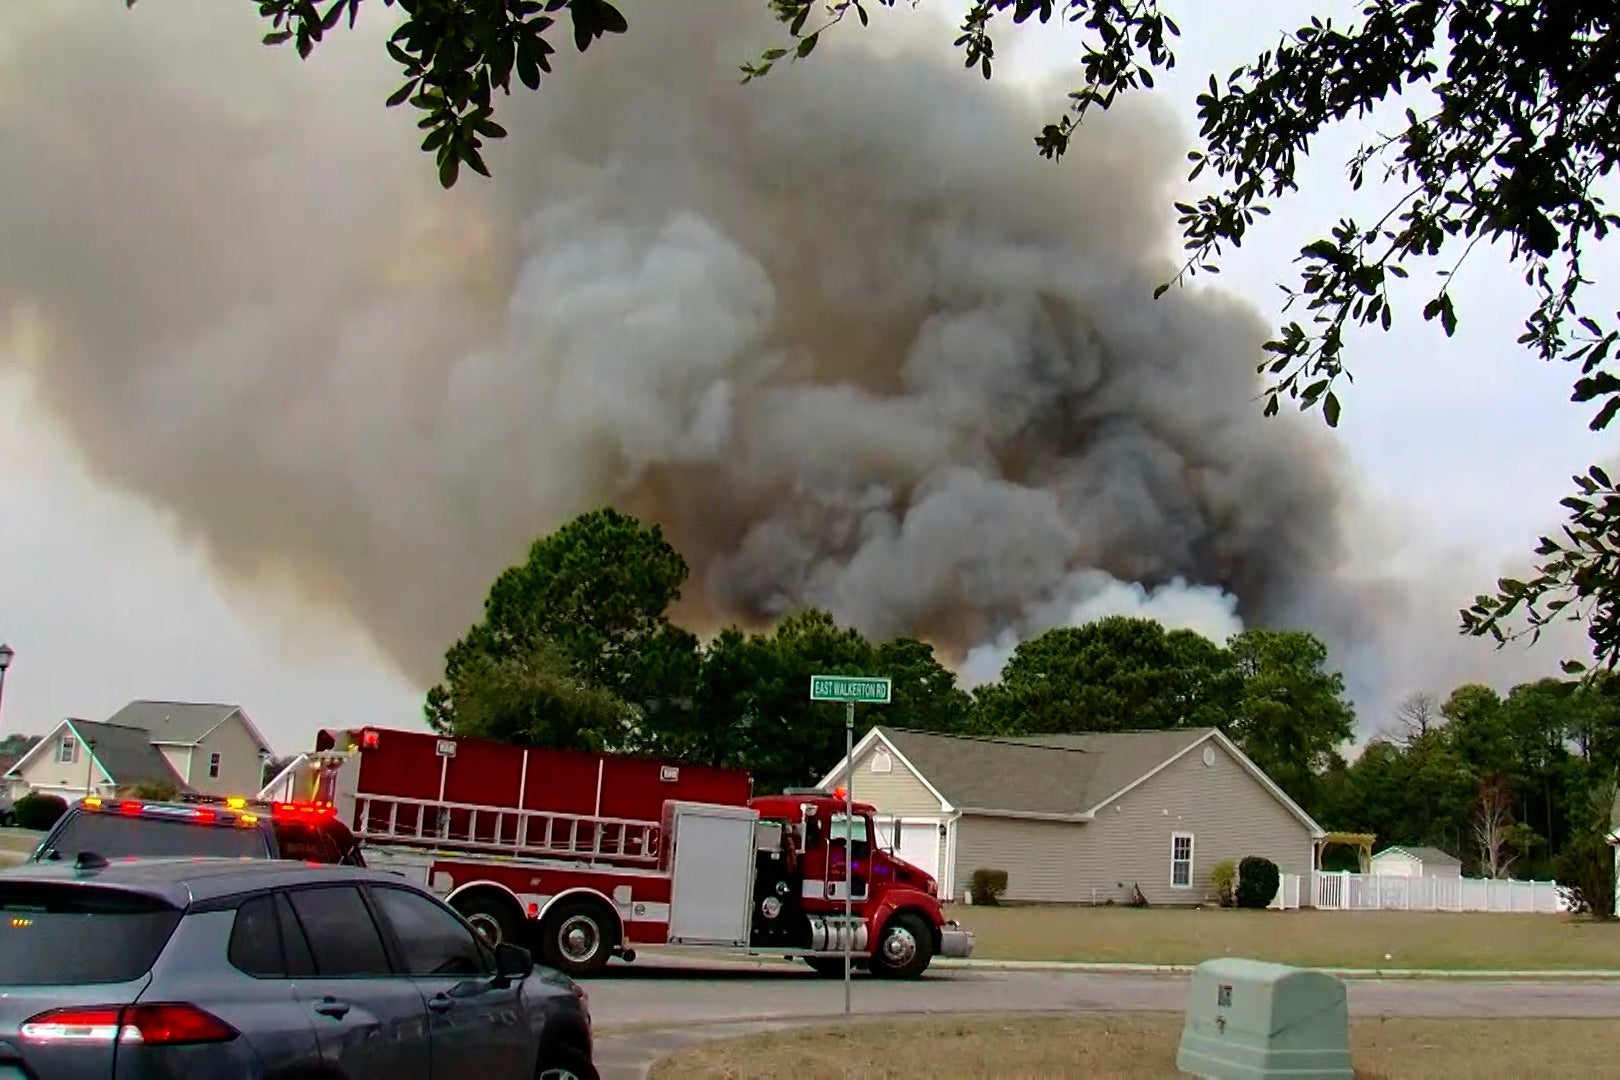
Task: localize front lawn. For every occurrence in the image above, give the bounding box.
[650,1014,1620,1079]
[946,904,1618,970]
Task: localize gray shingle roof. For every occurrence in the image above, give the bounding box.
[69,719,189,790]
[105,701,241,745]
[1377,844,1461,867]
[878,726,1215,816]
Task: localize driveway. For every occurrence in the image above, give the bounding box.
[588,956,1620,1078]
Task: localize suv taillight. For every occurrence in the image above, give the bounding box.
[21,1004,238,1046]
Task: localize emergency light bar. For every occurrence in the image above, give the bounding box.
[78,795,263,828]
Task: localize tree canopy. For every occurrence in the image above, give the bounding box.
[195,0,1620,678]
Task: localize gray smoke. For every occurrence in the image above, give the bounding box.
[2,0,1419,711]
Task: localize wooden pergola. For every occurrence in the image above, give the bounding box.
[1314,831,1376,872]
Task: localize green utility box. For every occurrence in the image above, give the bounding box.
[1176,958,1354,1079]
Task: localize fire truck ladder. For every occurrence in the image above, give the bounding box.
[350,794,662,866]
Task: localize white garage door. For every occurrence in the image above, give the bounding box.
[877,818,940,882]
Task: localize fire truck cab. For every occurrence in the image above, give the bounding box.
[260,726,972,979]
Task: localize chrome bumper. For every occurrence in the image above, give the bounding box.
[938,921,974,959]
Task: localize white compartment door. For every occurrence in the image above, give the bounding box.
[667,810,756,946]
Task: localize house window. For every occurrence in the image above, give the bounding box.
[1171,832,1194,888]
[57,736,76,764]
[208,752,222,779]
[870,749,893,774]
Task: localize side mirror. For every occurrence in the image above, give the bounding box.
[494,941,534,982]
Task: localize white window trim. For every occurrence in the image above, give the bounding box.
[208,751,222,778]
[869,749,893,774]
[1170,831,1195,889]
[57,736,76,764]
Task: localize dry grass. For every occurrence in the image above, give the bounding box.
[650,1014,1620,1079]
[947,904,1620,970]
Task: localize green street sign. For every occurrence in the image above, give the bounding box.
[809,675,892,704]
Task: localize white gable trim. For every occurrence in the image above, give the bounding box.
[1084,729,1325,837]
[5,720,75,778]
[814,728,953,813]
[190,708,273,754]
[6,719,117,785]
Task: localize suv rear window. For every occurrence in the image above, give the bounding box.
[0,883,182,985]
[44,811,271,861]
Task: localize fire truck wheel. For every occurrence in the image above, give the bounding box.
[454,893,525,949]
[539,897,618,977]
[869,912,934,980]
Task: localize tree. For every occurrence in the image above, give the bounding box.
[972,616,1242,736]
[442,636,638,751]
[1472,775,1532,880]
[1390,692,1441,747]
[203,0,1620,675]
[426,507,698,747]
[1226,629,1355,806]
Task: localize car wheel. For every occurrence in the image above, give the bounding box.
[868,912,934,979]
[536,1044,599,1080]
[538,897,617,977]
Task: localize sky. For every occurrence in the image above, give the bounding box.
[0,0,1613,756]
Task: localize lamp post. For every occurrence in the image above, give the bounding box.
[84,738,97,798]
[0,643,13,734]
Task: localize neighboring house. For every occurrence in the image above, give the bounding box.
[1369,845,1464,879]
[817,726,1325,906]
[4,701,274,801]
[5,718,187,798]
[102,701,274,798]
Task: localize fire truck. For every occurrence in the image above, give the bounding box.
[258,725,973,978]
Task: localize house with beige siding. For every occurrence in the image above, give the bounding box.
[6,701,274,800]
[817,726,1324,906]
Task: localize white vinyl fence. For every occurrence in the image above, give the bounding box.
[1308,871,1571,913]
[1269,872,1305,910]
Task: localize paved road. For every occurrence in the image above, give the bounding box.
[589,956,1620,1078]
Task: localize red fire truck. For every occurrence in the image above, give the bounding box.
[258,725,973,978]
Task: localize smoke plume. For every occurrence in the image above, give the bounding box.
[3,0,1550,729]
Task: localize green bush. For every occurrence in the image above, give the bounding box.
[1555,830,1615,919]
[969,868,1009,906]
[1210,859,1238,907]
[12,792,69,832]
[1235,856,1280,910]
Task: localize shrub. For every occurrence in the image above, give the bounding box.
[969,868,1009,906]
[125,780,179,802]
[1210,859,1238,907]
[1235,856,1280,910]
[1555,830,1615,919]
[12,792,69,832]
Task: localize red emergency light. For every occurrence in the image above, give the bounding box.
[360,729,381,750]
[272,801,336,820]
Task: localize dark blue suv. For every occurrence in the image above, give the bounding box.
[0,857,597,1079]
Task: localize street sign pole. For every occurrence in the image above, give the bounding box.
[807,674,892,1021]
[843,699,854,1018]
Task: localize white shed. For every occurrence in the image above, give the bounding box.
[1370,845,1463,879]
